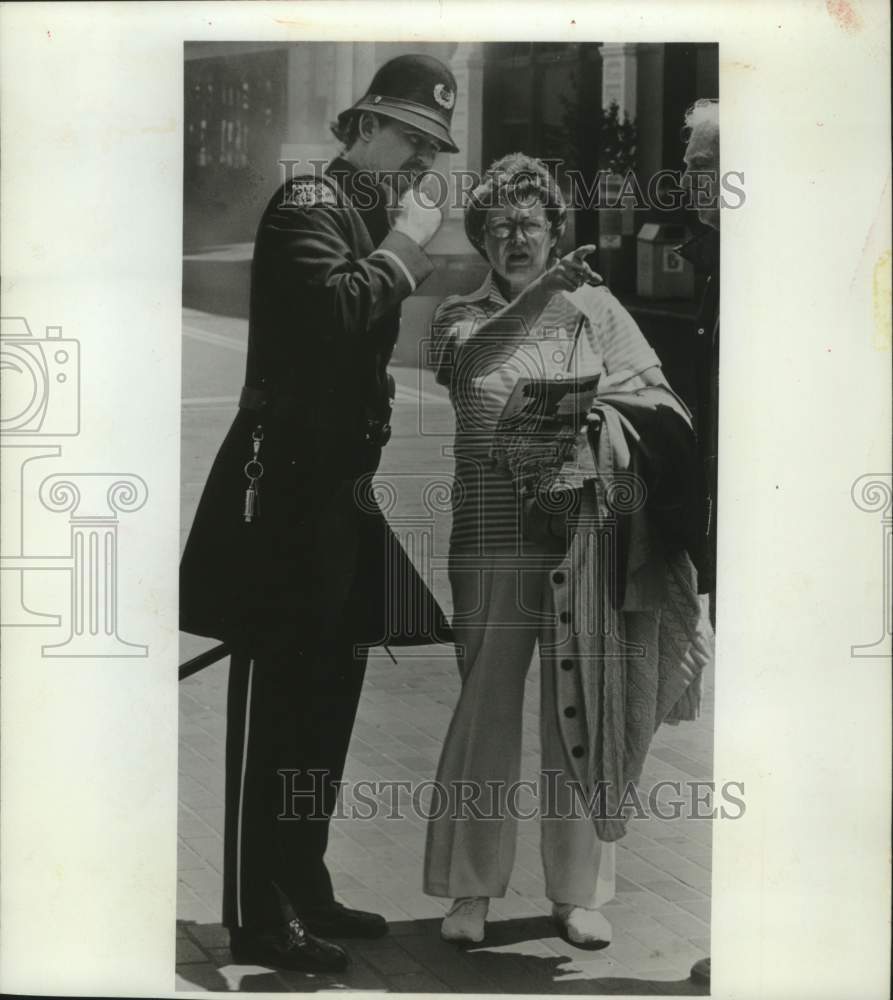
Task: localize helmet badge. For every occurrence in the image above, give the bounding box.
[433,83,455,110]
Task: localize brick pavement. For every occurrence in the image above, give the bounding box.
[177,311,713,994]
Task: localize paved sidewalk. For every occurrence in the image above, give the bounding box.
[177,312,713,993]
[178,650,713,993]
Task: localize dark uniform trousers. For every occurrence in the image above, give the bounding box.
[222,636,368,930]
[219,503,365,931]
[220,474,377,932]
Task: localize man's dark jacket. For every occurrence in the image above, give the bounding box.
[180,158,451,650]
[677,227,719,596]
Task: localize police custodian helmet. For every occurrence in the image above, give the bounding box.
[336,53,460,154]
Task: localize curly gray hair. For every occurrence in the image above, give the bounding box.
[464,152,567,261]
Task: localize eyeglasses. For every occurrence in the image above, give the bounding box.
[485,217,551,240]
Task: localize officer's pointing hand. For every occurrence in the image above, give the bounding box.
[393,179,443,248]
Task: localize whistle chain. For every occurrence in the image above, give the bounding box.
[243,426,264,523]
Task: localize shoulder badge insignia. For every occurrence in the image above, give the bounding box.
[286,178,337,208]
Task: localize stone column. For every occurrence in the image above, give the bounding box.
[284,45,314,145]
[598,42,638,117]
[353,44,376,100]
[282,43,340,172]
[334,43,356,119]
[447,42,485,219]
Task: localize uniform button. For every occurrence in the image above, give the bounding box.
[552,571,565,585]
[564,706,577,718]
[697,327,705,336]
[559,611,571,624]
[560,659,573,671]
[572,745,585,758]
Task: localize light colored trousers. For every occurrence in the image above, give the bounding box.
[424,552,616,909]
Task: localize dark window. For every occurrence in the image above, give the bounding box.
[184,49,288,249]
[481,43,603,244]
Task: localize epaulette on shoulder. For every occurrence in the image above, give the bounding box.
[282,175,339,209]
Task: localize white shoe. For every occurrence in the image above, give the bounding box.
[441,897,489,943]
[552,902,612,947]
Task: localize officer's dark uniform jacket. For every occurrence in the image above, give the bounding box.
[677,227,719,597]
[180,157,451,650]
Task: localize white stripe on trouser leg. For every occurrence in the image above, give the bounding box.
[235,659,255,928]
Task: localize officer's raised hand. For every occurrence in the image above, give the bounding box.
[392,181,443,248]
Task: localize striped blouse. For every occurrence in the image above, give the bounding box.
[430,272,662,553]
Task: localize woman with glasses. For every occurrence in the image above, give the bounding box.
[424,153,709,947]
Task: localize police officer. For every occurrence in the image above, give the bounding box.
[180,54,458,972]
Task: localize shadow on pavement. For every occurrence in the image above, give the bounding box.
[176,917,708,995]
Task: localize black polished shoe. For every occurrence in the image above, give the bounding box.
[230,917,349,972]
[300,901,388,939]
